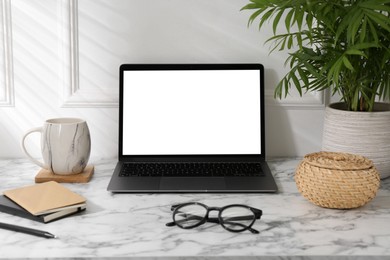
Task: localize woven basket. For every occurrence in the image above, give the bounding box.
[295,151,380,209]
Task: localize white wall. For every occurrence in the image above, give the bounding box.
[0,0,325,160]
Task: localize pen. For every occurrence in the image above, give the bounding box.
[0,222,57,239]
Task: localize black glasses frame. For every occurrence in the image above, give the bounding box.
[166,202,262,234]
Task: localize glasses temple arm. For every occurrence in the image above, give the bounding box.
[172,214,256,224]
[166,213,212,227]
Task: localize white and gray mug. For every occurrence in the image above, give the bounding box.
[21,118,91,175]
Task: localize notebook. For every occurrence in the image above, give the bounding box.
[107,63,278,192]
[0,195,86,223]
[4,181,86,215]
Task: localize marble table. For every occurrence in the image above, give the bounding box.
[0,158,389,259]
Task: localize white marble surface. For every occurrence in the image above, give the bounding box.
[0,158,389,259]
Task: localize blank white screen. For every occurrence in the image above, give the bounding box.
[122,70,261,155]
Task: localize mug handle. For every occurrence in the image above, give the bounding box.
[21,127,46,169]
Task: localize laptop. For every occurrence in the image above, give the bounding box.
[107,63,278,193]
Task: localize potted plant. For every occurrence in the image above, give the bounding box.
[242,0,390,178]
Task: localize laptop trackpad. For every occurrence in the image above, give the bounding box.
[160,177,226,192]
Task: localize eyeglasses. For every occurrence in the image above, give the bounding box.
[166,202,262,234]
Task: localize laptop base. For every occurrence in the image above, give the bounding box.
[107,162,278,193]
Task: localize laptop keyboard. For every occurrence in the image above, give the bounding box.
[119,162,264,177]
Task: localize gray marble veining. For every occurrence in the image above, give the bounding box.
[0,158,389,259]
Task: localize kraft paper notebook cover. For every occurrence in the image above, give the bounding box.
[4,181,86,216]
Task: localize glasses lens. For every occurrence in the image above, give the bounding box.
[174,204,207,228]
[220,206,255,232]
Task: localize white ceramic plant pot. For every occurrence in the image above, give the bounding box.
[322,102,390,179]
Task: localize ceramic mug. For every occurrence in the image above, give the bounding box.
[21,118,91,175]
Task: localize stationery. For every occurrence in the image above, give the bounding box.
[3,181,86,216]
[0,195,86,223]
[0,221,56,239]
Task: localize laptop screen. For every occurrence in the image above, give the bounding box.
[120,64,264,156]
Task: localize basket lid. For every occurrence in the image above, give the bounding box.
[303,151,374,170]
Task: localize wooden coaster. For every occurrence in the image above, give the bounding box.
[35,165,94,183]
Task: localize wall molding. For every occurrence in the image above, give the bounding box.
[265,88,327,110]
[59,0,118,107]
[59,0,325,109]
[0,0,14,107]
